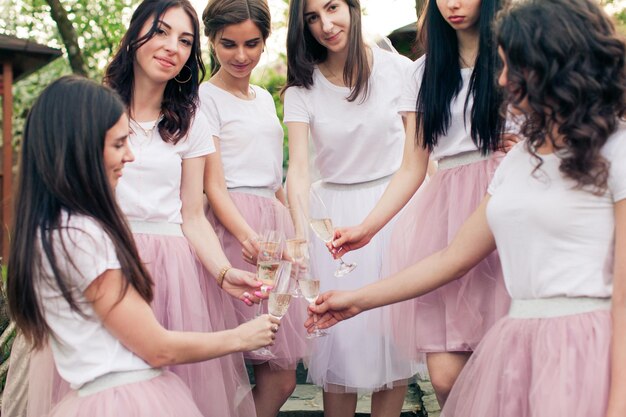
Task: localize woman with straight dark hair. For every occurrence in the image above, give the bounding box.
[283,0,418,415]
[309,1,626,415]
[331,0,511,405]
[200,1,308,416]
[6,75,279,417]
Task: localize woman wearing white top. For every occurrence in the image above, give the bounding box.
[6,75,279,417]
[331,0,511,406]
[199,1,308,416]
[282,0,418,415]
[308,1,626,415]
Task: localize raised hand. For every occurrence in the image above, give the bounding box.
[304,290,362,331]
[327,224,373,259]
[221,268,265,305]
[235,314,281,351]
[240,234,260,265]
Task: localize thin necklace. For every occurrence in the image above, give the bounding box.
[321,62,344,85]
[131,117,159,137]
[215,72,256,100]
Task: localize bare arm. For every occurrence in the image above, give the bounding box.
[84,270,279,367]
[285,122,311,216]
[181,157,262,302]
[308,196,497,329]
[606,199,626,417]
[204,137,259,264]
[331,114,430,253]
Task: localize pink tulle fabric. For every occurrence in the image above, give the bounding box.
[388,156,511,356]
[205,191,309,370]
[133,233,256,417]
[24,234,255,417]
[442,310,611,417]
[47,371,203,417]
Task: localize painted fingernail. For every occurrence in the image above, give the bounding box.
[244,299,253,306]
[254,291,263,297]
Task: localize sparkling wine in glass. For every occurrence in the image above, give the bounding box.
[309,188,356,277]
[298,273,328,338]
[267,261,294,320]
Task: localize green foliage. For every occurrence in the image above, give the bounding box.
[251,61,289,172]
[1,0,139,149]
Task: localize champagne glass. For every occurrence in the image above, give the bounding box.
[286,203,310,297]
[267,261,294,320]
[298,268,328,338]
[308,187,356,277]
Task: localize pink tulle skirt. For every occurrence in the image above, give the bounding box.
[133,232,256,417]
[389,156,510,356]
[205,191,309,370]
[442,309,611,417]
[48,371,203,417]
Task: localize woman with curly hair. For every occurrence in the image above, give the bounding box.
[308,0,626,415]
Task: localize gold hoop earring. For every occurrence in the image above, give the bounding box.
[175,65,193,84]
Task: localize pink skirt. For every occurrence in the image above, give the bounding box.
[389,155,510,355]
[48,371,203,417]
[205,191,309,370]
[133,232,256,417]
[442,309,611,417]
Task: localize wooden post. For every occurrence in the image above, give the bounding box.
[2,62,13,261]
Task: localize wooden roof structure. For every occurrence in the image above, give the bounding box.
[1,34,62,259]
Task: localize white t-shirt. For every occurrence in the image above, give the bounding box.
[283,47,410,184]
[487,124,626,299]
[398,56,478,161]
[116,113,216,224]
[199,83,283,191]
[38,212,151,388]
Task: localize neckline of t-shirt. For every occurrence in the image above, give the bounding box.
[206,81,259,103]
[314,47,380,93]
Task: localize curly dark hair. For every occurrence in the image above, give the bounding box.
[496,0,626,192]
[104,0,206,145]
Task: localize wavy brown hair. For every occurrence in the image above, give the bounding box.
[283,0,370,103]
[496,0,626,192]
[104,0,206,145]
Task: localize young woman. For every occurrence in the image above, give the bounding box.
[330,0,510,405]
[100,1,261,415]
[6,75,280,417]
[283,0,418,415]
[309,1,626,416]
[199,1,308,416]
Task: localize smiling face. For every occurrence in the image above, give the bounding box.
[304,0,351,55]
[133,6,195,86]
[437,0,482,33]
[103,114,134,188]
[212,19,264,80]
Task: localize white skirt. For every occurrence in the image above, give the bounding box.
[306,177,419,394]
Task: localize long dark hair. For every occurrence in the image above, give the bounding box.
[283,0,370,102]
[104,0,205,145]
[497,0,626,191]
[417,0,504,154]
[7,76,153,349]
[203,0,271,73]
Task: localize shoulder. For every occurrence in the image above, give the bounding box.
[602,121,626,160]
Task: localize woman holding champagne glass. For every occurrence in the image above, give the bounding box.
[199,1,307,416]
[283,0,418,415]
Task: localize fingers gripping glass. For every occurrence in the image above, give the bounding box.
[308,187,356,277]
